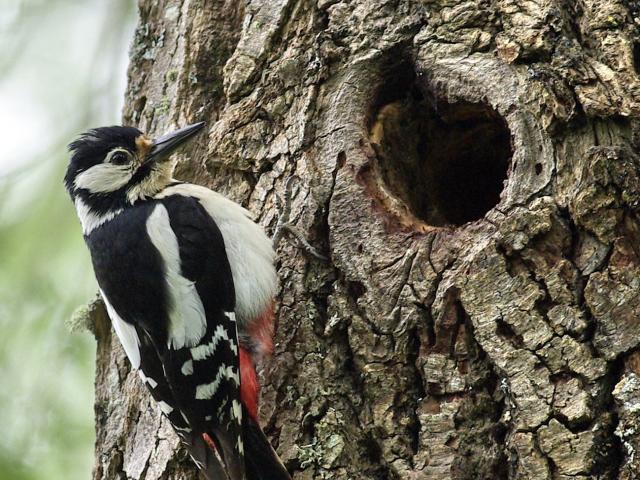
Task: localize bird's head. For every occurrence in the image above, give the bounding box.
[65,122,205,214]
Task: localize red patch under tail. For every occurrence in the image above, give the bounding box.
[202,432,218,452]
[249,301,275,357]
[240,302,276,422]
[239,347,259,422]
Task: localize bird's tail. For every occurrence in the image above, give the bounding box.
[180,409,290,480]
[181,431,230,480]
[242,406,291,480]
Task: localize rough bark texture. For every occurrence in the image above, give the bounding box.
[89,0,640,478]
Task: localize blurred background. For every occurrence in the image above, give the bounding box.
[0,1,137,479]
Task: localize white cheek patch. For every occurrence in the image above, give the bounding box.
[74,163,133,193]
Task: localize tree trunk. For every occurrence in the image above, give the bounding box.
[89,0,640,478]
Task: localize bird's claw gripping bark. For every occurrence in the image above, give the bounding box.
[272,176,328,262]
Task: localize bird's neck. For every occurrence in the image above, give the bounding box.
[74,196,124,235]
[126,164,176,203]
[74,177,181,235]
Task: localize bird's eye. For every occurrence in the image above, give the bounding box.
[110,151,130,165]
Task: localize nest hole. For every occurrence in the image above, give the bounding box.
[368,64,512,227]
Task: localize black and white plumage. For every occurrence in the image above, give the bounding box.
[65,123,290,480]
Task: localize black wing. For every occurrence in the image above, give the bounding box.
[157,194,244,478]
[87,196,244,479]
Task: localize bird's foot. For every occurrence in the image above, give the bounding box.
[272,176,328,262]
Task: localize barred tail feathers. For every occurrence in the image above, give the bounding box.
[180,431,230,480]
[242,406,291,480]
[184,419,290,480]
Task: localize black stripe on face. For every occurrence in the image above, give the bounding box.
[66,126,142,195]
[73,161,157,216]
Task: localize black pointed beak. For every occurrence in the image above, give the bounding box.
[146,122,205,164]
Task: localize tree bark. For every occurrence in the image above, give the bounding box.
[89,0,640,478]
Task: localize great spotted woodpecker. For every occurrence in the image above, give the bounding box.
[65,123,291,480]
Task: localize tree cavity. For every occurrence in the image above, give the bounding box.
[368,62,513,227]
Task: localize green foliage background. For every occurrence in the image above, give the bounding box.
[0,1,136,479]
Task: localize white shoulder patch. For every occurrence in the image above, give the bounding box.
[100,289,141,369]
[146,203,207,349]
[155,184,277,326]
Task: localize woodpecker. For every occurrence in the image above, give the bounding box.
[65,122,291,480]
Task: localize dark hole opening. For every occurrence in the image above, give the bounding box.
[368,62,512,227]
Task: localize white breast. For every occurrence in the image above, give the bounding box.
[156,183,277,327]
